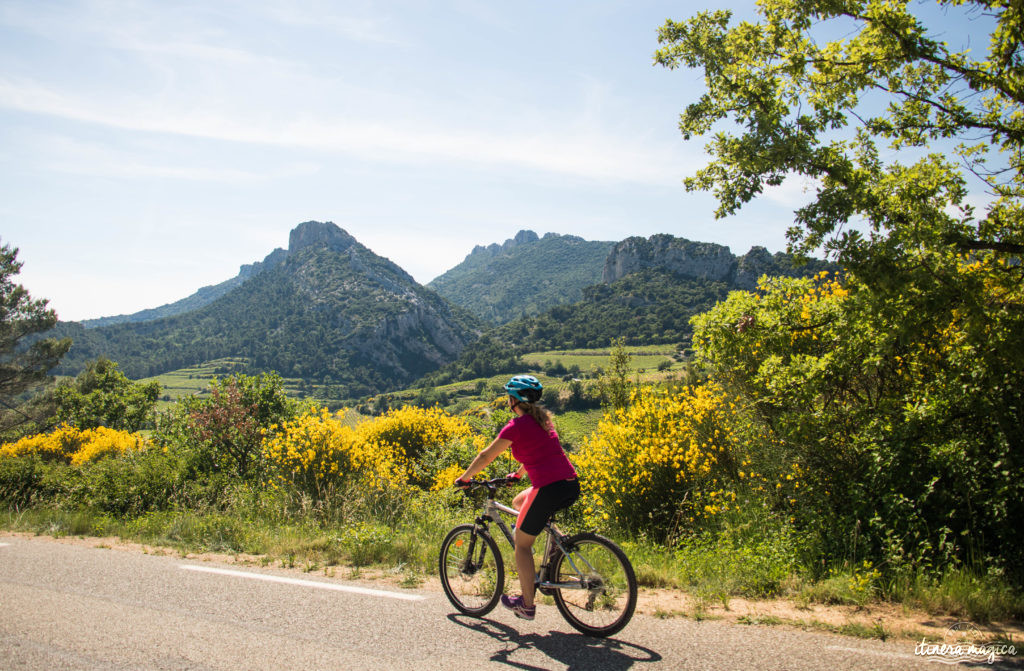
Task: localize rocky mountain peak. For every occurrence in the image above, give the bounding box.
[508,230,539,247]
[602,234,736,284]
[288,221,357,255]
[468,230,540,258]
[238,247,288,280]
[602,235,833,290]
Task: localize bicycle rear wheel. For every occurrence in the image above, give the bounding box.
[438,524,504,616]
[549,532,637,637]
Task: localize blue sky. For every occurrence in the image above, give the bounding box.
[0,1,993,321]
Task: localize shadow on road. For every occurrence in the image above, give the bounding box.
[448,614,662,670]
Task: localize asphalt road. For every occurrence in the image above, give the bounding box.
[1,535,1019,670]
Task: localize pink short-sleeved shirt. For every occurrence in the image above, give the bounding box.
[498,415,577,488]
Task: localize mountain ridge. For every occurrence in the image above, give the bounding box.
[603,234,831,289]
[417,234,836,387]
[79,248,288,329]
[79,220,371,329]
[428,231,616,325]
[52,224,833,399]
[53,222,481,397]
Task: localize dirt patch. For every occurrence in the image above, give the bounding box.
[5,530,1021,643]
[632,588,1023,642]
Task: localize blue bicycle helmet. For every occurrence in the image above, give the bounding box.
[504,375,543,403]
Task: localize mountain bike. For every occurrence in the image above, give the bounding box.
[438,477,637,637]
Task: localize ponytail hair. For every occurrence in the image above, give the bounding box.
[515,400,554,432]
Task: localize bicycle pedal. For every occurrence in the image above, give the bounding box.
[535,574,556,596]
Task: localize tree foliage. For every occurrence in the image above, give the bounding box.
[693,271,1024,577]
[656,0,1023,260]
[0,241,71,435]
[54,358,160,431]
[660,0,1024,577]
[596,338,634,411]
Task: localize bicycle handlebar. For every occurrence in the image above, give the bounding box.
[459,477,520,495]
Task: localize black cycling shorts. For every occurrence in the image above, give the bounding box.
[517,478,581,536]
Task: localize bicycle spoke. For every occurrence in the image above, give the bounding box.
[551,534,637,637]
[439,525,503,616]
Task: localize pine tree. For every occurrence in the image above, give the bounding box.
[0,241,71,435]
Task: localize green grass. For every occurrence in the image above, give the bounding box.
[806,619,891,641]
[888,568,1024,623]
[551,410,603,449]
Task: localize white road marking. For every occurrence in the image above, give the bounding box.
[0,542,10,547]
[179,564,426,601]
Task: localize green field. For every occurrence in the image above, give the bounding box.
[143,358,309,410]
[521,345,679,374]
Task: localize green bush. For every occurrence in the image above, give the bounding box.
[156,373,300,480]
[338,522,394,566]
[0,455,48,507]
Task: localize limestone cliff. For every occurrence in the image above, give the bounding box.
[602,235,832,290]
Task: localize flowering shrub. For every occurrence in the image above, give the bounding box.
[0,424,148,465]
[356,406,471,461]
[431,463,467,492]
[0,425,79,462]
[262,409,408,500]
[574,383,751,539]
[356,406,474,488]
[427,436,493,491]
[69,427,148,466]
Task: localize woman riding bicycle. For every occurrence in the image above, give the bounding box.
[455,375,579,621]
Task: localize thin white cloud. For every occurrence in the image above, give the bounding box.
[1,1,702,186]
[0,77,691,184]
[1,0,396,66]
[36,135,319,183]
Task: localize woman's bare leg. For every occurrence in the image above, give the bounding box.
[513,528,538,607]
[512,489,529,512]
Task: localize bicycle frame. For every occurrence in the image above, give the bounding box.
[471,485,596,592]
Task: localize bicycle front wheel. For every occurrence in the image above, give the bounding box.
[438,524,504,616]
[550,532,637,637]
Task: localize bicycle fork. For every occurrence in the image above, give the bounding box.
[460,523,489,575]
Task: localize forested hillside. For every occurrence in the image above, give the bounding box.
[419,269,728,386]
[498,269,729,349]
[420,244,833,387]
[52,222,481,397]
[428,230,615,324]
